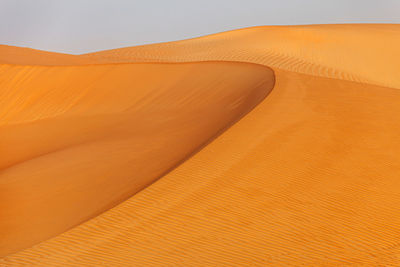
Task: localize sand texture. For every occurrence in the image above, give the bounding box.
[1,24,400,266]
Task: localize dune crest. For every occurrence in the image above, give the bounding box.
[85,24,400,89]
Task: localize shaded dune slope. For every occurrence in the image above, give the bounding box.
[0,61,274,256]
[2,24,400,265]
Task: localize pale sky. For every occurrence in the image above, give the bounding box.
[1,0,399,54]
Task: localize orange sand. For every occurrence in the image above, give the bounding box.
[0,45,95,66]
[0,61,274,256]
[1,24,400,266]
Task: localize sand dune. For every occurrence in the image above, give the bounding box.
[84,24,400,89]
[0,61,274,256]
[1,24,400,266]
[0,45,95,66]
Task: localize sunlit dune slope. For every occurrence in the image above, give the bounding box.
[85,24,400,89]
[0,61,274,256]
[2,24,400,266]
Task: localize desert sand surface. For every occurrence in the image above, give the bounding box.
[0,61,274,256]
[1,24,400,266]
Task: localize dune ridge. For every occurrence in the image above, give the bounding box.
[83,24,400,89]
[2,24,400,266]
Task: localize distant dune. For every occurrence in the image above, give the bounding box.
[1,24,400,266]
[0,45,95,65]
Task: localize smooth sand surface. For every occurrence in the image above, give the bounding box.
[0,61,274,256]
[0,45,95,66]
[1,24,400,265]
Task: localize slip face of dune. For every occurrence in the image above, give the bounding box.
[0,61,274,256]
